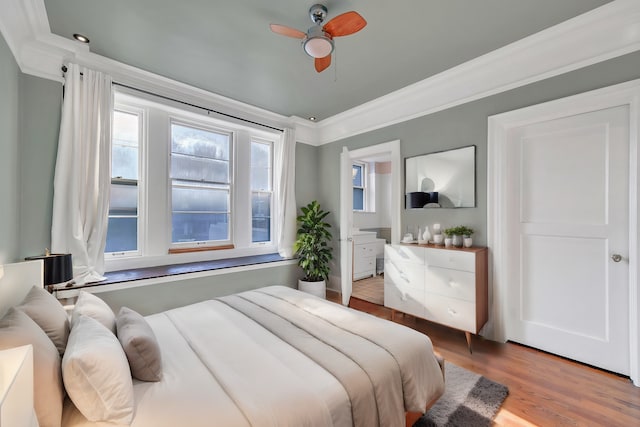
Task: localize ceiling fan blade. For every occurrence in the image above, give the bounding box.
[315,55,332,73]
[323,11,367,37]
[270,24,306,39]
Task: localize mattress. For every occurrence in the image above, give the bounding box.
[62,286,444,427]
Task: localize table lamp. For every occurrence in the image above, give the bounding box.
[25,250,73,293]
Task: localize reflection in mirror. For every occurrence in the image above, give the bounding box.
[405,145,476,208]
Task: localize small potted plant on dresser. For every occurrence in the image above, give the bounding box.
[444,226,474,248]
[458,226,474,247]
[294,200,333,298]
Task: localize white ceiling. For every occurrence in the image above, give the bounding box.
[41,0,612,120]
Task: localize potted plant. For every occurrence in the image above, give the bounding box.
[294,200,333,298]
[444,226,474,248]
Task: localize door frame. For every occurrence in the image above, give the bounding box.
[338,140,402,302]
[487,79,640,386]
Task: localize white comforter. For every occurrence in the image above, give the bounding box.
[62,286,444,427]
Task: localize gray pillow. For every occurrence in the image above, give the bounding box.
[0,308,64,427]
[71,291,115,333]
[18,286,70,355]
[116,307,163,382]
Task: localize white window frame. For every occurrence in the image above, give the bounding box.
[105,90,280,272]
[106,105,146,259]
[168,118,235,251]
[353,161,366,212]
[250,138,274,247]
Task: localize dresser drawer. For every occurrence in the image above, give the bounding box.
[355,243,376,258]
[384,259,425,289]
[424,248,475,272]
[424,293,477,332]
[354,255,375,274]
[385,244,424,266]
[384,282,425,318]
[424,266,476,302]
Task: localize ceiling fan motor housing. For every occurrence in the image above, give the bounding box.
[303,25,334,58]
[309,4,328,24]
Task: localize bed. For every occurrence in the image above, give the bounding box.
[0,261,445,427]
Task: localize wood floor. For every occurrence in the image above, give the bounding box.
[351,274,384,305]
[328,290,640,427]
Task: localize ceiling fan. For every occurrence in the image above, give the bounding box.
[270,4,367,73]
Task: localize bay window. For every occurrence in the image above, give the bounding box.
[105,91,279,270]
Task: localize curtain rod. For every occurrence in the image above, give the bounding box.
[61,65,284,133]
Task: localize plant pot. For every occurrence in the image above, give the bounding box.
[444,237,453,248]
[452,234,463,247]
[463,236,473,248]
[298,279,326,299]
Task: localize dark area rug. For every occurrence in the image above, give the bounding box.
[413,361,509,427]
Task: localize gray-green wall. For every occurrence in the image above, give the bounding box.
[0,32,20,264]
[18,75,63,259]
[96,263,300,315]
[317,50,640,279]
[0,29,319,313]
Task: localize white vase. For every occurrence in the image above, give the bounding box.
[298,279,326,299]
[433,234,444,245]
[464,237,473,248]
[444,237,453,248]
[422,227,431,242]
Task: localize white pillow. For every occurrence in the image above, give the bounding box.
[71,291,116,333]
[62,315,134,424]
[18,286,70,355]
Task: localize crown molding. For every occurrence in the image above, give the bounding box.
[1,0,639,147]
[315,0,640,144]
[0,0,319,145]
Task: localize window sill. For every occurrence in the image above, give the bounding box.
[54,253,295,297]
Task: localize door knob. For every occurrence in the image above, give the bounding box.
[611,254,623,263]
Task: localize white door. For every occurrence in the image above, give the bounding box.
[340,147,354,306]
[506,105,630,375]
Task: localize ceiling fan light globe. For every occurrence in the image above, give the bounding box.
[304,36,333,58]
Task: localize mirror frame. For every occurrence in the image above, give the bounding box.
[404,145,476,209]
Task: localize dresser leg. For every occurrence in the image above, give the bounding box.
[465,332,473,354]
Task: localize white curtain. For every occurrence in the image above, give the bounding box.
[51,64,113,285]
[275,128,297,258]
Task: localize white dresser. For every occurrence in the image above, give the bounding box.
[352,231,386,281]
[384,243,488,351]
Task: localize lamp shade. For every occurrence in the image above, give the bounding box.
[406,192,429,209]
[304,37,333,58]
[24,254,73,286]
[303,26,334,58]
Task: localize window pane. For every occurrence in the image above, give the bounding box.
[105,217,137,253]
[172,185,230,243]
[251,142,271,191]
[172,213,229,242]
[171,123,230,160]
[353,188,364,210]
[352,164,362,187]
[112,111,139,180]
[252,192,271,242]
[109,183,138,215]
[171,154,229,183]
[172,185,229,212]
[107,110,139,254]
[112,145,138,180]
